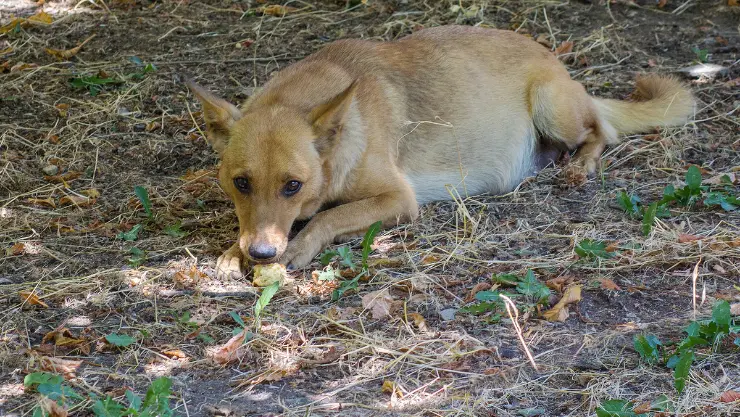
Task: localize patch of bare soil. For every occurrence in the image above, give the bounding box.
[1,0,738,416]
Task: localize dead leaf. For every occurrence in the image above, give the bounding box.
[55,103,70,117]
[704,173,737,186]
[9,242,26,256]
[465,282,492,302]
[252,263,286,287]
[407,312,430,333]
[27,11,53,25]
[545,276,575,293]
[420,254,442,265]
[361,288,396,319]
[0,12,53,34]
[599,278,622,291]
[542,285,582,322]
[258,4,299,15]
[26,198,56,210]
[633,402,652,414]
[163,349,187,359]
[657,0,667,8]
[59,194,93,207]
[19,291,49,308]
[720,390,740,402]
[730,303,740,316]
[41,398,68,417]
[81,188,100,198]
[209,328,249,364]
[381,380,403,397]
[44,171,82,184]
[554,41,574,58]
[45,34,95,60]
[11,62,38,72]
[33,354,83,379]
[729,0,739,6]
[678,233,703,243]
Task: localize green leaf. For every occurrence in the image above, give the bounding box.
[105,333,136,347]
[128,246,146,267]
[685,165,702,193]
[336,246,356,269]
[360,221,382,269]
[319,249,339,266]
[141,377,173,416]
[117,224,142,241]
[642,202,657,236]
[229,311,246,328]
[316,267,340,281]
[616,191,641,216]
[575,239,615,259]
[516,408,546,417]
[24,372,63,388]
[596,399,637,417]
[655,203,671,218]
[492,273,520,287]
[134,186,153,218]
[685,321,701,337]
[460,301,500,315]
[92,396,126,417]
[712,300,731,334]
[475,290,501,302]
[125,390,142,412]
[331,275,361,301]
[650,394,674,412]
[673,350,694,394]
[516,270,551,304]
[254,281,280,323]
[634,334,661,365]
[163,221,187,238]
[691,47,709,63]
[704,192,738,211]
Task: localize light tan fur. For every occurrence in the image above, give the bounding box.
[187,25,694,277]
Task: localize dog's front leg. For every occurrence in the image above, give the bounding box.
[280,189,419,270]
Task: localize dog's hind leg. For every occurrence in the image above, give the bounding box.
[529,77,617,176]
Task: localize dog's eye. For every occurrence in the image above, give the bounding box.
[233,177,251,194]
[283,180,302,197]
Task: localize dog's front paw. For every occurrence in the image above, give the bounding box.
[279,238,322,271]
[216,244,245,280]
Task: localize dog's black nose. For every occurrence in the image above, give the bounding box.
[248,243,277,260]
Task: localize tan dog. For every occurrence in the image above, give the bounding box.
[187,25,694,278]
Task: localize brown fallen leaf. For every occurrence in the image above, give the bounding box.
[657,0,667,8]
[27,197,56,208]
[34,354,83,379]
[361,288,396,319]
[0,12,52,34]
[258,4,299,16]
[730,303,740,316]
[633,402,652,414]
[44,171,82,184]
[542,285,582,322]
[55,103,70,117]
[209,328,249,364]
[27,11,53,25]
[59,194,93,207]
[554,41,574,58]
[678,233,703,243]
[41,398,68,417]
[545,276,575,293]
[599,278,622,291]
[729,0,739,7]
[162,349,187,359]
[45,34,96,61]
[703,173,737,186]
[42,327,85,349]
[9,242,26,256]
[720,390,740,403]
[11,62,38,72]
[81,188,100,198]
[407,312,430,333]
[465,282,492,302]
[19,291,49,308]
[381,380,403,397]
[420,254,442,265]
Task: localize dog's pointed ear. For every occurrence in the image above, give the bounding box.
[186,79,241,155]
[309,80,359,152]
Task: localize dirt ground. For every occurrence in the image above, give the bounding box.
[1,0,739,416]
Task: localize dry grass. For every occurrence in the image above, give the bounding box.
[1,0,739,416]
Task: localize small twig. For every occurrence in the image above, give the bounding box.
[500,294,539,371]
[691,258,701,320]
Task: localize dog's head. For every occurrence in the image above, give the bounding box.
[187,80,357,263]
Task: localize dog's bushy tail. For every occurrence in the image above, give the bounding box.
[593,74,694,136]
